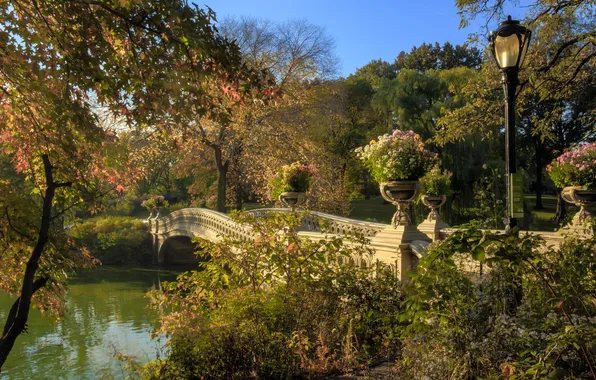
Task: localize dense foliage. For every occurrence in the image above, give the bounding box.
[400,229,596,379]
[141,195,169,210]
[268,162,319,199]
[0,0,265,366]
[356,130,437,182]
[547,143,596,189]
[419,166,453,197]
[134,215,596,379]
[141,212,403,378]
[1,0,595,375]
[69,217,152,265]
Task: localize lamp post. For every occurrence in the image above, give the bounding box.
[489,16,532,231]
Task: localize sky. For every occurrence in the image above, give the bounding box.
[205,0,529,77]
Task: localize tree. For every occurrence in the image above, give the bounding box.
[394,42,482,71]
[439,0,596,213]
[372,67,478,146]
[0,0,244,368]
[351,59,397,90]
[170,16,338,212]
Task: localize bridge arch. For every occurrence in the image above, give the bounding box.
[157,235,201,264]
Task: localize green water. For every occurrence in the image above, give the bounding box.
[0,266,189,380]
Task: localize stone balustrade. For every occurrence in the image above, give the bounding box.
[149,207,580,281]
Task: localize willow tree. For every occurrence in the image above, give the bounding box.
[0,0,247,368]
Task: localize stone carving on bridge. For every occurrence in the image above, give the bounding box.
[379,181,421,228]
[418,195,450,242]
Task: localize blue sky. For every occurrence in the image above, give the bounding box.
[205,0,529,77]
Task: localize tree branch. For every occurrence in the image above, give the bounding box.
[537,31,596,73]
[4,207,35,242]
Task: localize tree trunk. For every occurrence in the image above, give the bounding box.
[534,137,545,210]
[234,184,243,211]
[555,189,567,223]
[363,171,371,200]
[214,146,229,213]
[0,155,69,370]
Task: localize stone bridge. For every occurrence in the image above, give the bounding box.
[148,207,567,281]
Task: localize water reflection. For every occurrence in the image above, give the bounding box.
[0,266,190,380]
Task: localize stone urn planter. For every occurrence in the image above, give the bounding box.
[422,195,446,222]
[148,206,163,220]
[279,192,307,211]
[561,186,596,228]
[380,181,421,228]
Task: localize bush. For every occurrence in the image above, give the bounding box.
[473,163,506,228]
[547,143,596,189]
[399,229,596,379]
[268,162,318,200]
[141,211,404,378]
[158,202,189,217]
[69,216,152,264]
[105,196,137,216]
[355,130,437,182]
[419,165,453,197]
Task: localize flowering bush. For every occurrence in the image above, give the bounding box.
[269,162,318,199]
[355,130,437,183]
[547,143,596,189]
[419,165,453,197]
[141,195,168,209]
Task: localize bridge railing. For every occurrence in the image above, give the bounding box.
[149,208,254,241]
[151,207,570,248]
[149,207,582,282]
[246,208,387,237]
[151,207,388,239]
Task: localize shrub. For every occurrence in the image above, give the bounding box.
[355,130,437,183]
[141,195,169,210]
[547,143,596,189]
[142,211,404,378]
[399,229,596,379]
[473,163,506,229]
[419,165,453,197]
[268,162,318,199]
[69,216,152,264]
[105,196,136,216]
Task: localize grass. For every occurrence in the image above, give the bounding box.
[349,198,394,224]
[525,194,558,232]
[239,193,574,232]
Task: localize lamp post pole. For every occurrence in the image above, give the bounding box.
[490,15,531,232]
[504,68,518,230]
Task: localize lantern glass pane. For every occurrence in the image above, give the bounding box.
[495,34,520,68]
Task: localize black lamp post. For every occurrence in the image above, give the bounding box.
[489,16,532,230]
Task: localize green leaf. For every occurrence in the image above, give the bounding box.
[471,245,485,262]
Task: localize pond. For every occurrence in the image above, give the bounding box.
[0,265,191,380]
